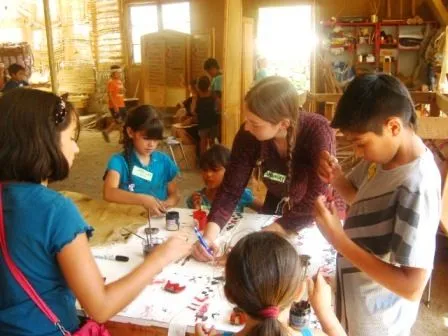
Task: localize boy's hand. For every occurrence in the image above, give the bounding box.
[318,151,342,184]
[195,324,217,336]
[308,269,333,314]
[192,192,202,210]
[314,196,345,245]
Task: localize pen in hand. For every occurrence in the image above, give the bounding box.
[193,226,213,256]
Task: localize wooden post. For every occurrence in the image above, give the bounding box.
[241,17,254,123]
[222,0,243,147]
[412,0,416,17]
[387,0,392,18]
[43,0,58,94]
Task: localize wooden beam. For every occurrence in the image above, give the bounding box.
[43,0,58,94]
[426,0,448,25]
[222,0,243,147]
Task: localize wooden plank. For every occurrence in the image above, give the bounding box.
[222,0,243,147]
[43,0,58,94]
[417,117,448,139]
[241,17,254,123]
[426,0,448,25]
[105,321,194,336]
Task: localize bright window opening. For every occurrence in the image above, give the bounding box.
[256,5,315,91]
[130,4,158,64]
[129,2,191,64]
[162,2,191,34]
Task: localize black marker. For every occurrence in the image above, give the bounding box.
[94,254,129,262]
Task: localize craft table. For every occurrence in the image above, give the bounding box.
[86,209,337,336]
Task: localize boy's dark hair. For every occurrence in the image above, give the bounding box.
[332,74,417,134]
[122,105,164,188]
[197,76,211,92]
[224,232,302,336]
[8,63,25,76]
[189,78,198,87]
[203,58,220,71]
[199,144,230,170]
[0,89,77,183]
[110,65,121,70]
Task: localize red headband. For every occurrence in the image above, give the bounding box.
[259,306,280,319]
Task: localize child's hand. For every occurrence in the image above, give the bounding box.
[192,192,202,210]
[142,195,166,216]
[307,269,333,315]
[314,196,345,245]
[318,151,342,184]
[152,235,192,264]
[195,323,217,336]
[192,237,220,262]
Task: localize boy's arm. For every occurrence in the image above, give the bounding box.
[318,151,358,205]
[314,198,430,301]
[331,174,357,205]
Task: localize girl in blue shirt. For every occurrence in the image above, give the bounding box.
[103,105,180,216]
[194,232,347,336]
[0,89,191,335]
[186,144,262,212]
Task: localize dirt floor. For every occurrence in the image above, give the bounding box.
[51,130,448,335]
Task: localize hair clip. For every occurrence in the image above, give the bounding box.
[55,99,67,125]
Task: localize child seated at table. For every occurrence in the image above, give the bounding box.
[0,89,191,335]
[186,144,261,212]
[196,75,219,155]
[195,232,346,336]
[103,105,180,216]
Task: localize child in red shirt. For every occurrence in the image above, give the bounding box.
[102,65,126,142]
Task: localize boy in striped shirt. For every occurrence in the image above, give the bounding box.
[316,74,441,336]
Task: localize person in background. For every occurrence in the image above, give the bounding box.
[203,57,223,118]
[0,89,191,335]
[103,105,180,217]
[195,232,347,336]
[102,65,126,143]
[2,63,29,92]
[255,56,269,83]
[172,79,200,153]
[196,76,219,155]
[187,145,262,212]
[316,74,441,336]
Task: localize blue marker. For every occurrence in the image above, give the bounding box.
[193,226,213,255]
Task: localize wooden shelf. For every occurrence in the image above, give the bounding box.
[398,46,421,51]
[321,21,376,27]
[380,21,437,26]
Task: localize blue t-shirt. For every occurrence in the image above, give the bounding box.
[106,150,179,200]
[186,187,254,213]
[2,80,29,92]
[211,74,223,93]
[0,183,92,335]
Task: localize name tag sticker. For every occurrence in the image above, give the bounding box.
[132,166,153,182]
[263,170,286,183]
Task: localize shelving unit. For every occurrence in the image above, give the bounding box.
[319,20,439,85]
